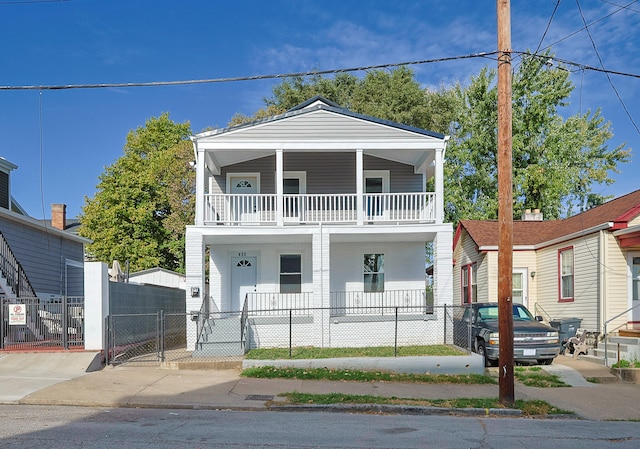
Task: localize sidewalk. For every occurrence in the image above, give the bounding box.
[11,353,639,420]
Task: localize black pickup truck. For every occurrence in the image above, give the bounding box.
[454,302,560,366]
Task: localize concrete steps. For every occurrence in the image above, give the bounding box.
[587,334,640,367]
[193,317,246,357]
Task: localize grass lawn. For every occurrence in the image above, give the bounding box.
[245,345,465,359]
[278,392,572,417]
[242,366,496,384]
[513,366,567,387]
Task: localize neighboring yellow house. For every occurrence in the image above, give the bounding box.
[453,190,640,336]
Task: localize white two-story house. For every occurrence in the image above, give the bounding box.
[185,97,453,354]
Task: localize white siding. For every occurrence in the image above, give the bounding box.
[453,231,488,304]
[603,231,629,332]
[536,233,601,329]
[209,110,441,143]
[628,214,640,227]
[330,241,425,293]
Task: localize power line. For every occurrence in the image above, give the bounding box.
[1,49,639,93]
[575,0,640,134]
[534,0,561,55]
[543,0,639,51]
[0,52,498,91]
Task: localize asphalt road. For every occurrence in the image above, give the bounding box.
[1,404,639,449]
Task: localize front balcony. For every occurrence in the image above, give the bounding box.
[203,192,436,225]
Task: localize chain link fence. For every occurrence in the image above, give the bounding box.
[106,304,474,366]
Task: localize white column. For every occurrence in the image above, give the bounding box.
[194,142,206,225]
[434,147,444,224]
[312,226,332,347]
[433,227,453,306]
[83,262,109,351]
[185,228,205,350]
[356,149,364,225]
[276,149,284,226]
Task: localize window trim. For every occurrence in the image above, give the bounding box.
[363,253,384,293]
[558,246,574,303]
[279,253,302,294]
[460,262,477,305]
[226,172,261,194]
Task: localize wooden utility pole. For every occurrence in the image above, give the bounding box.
[497,0,514,405]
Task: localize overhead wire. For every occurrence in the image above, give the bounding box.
[0,52,499,91]
[575,0,640,134]
[534,0,561,55]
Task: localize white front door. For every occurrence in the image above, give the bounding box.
[512,269,528,307]
[229,174,259,222]
[231,256,257,312]
[629,253,640,327]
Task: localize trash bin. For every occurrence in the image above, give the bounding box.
[549,318,582,351]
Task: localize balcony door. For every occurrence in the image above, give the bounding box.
[228,173,259,223]
[283,171,306,222]
[364,170,389,220]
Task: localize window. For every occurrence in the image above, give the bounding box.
[280,255,301,293]
[633,257,640,301]
[461,263,477,304]
[364,254,384,292]
[559,247,574,302]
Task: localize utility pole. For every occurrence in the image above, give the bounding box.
[497,0,514,405]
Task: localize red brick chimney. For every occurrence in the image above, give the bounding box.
[51,204,66,230]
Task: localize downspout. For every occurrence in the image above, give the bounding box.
[599,230,606,335]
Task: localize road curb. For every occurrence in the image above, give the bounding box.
[270,403,523,417]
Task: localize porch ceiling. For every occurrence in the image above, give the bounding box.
[202,147,436,177]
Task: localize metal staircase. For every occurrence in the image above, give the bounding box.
[0,230,37,299]
[0,230,44,343]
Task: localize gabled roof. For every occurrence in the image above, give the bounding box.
[455,189,640,250]
[192,96,448,177]
[194,96,445,140]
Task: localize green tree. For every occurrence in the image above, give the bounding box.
[243,67,458,135]
[80,113,194,273]
[445,53,631,222]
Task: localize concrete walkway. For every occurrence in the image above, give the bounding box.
[2,353,639,420]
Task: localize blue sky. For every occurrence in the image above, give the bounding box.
[1,0,639,219]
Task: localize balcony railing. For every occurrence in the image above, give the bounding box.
[203,192,436,225]
[243,290,433,318]
[330,289,433,317]
[246,292,313,316]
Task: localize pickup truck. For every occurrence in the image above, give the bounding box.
[454,302,560,366]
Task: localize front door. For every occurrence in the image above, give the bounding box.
[229,175,259,223]
[512,269,528,307]
[629,253,640,328]
[231,256,257,312]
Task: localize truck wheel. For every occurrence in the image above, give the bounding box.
[477,341,497,367]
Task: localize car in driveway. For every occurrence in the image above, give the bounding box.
[454,302,560,366]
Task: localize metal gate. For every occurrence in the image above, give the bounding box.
[0,296,84,350]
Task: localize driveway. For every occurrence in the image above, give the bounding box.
[0,352,100,403]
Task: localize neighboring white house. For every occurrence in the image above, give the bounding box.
[185,97,453,353]
[128,267,186,289]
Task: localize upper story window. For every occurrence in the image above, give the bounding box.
[461,263,477,304]
[559,247,574,302]
[280,254,301,294]
[364,253,384,292]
